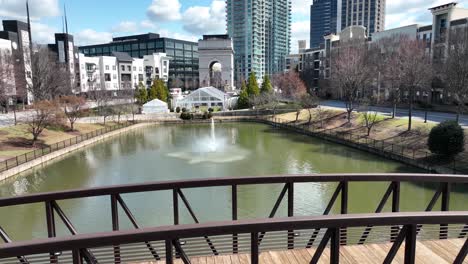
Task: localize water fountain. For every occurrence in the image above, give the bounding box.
[168,118,250,164]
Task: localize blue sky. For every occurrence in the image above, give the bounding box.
[1,0,467,53]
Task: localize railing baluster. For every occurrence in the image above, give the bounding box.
[72,249,83,264]
[0,226,29,263]
[173,240,191,264]
[287,182,294,249]
[45,201,57,264]
[165,239,173,264]
[404,224,417,264]
[173,189,179,225]
[384,225,408,264]
[391,181,401,242]
[111,195,121,264]
[330,228,340,264]
[232,184,238,254]
[310,228,332,264]
[258,184,289,243]
[251,232,259,264]
[340,181,348,245]
[454,238,468,264]
[440,182,450,240]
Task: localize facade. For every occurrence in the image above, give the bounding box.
[0,39,16,100]
[0,20,33,104]
[299,47,324,91]
[77,52,170,96]
[78,34,199,90]
[285,54,301,72]
[340,0,386,35]
[226,0,291,83]
[310,0,339,48]
[48,33,80,93]
[198,35,235,92]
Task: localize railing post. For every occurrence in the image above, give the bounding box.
[404,224,417,264]
[173,189,179,225]
[340,181,348,245]
[111,195,121,263]
[72,249,83,264]
[165,239,173,264]
[288,182,294,249]
[232,185,238,254]
[440,182,450,240]
[391,181,400,242]
[45,201,57,264]
[251,232,259,264]
[330,228,340,264]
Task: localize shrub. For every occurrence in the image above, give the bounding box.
[208,107,214,113]
[176,107,181,113]
[180,112,193,120]
[428,120,465,157]
[202,111,213,119]
[182,107,187,113]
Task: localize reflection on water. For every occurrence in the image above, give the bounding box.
[0,123,466,241]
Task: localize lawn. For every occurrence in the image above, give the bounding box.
[0,122,117,162]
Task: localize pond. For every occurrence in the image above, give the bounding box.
[0,123,466,241]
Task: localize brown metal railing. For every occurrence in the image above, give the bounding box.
[0,174,467,263]
[0,212,467,264]
[0,122,132,173]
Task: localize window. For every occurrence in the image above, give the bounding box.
[132,43,139,50]
[156,41,164,48]
[105,73,111,82]
[166,49,175,56]
[139,43,147,49]
[148,42,155,49]
[105,65,109,70]
[113,65,116,71]
[175,50,183,57]
[116,45,123,52]
[139,74,143,81]
[139,67,142,72]
[127,66,131,71]
[184,44,192,50]
[133,66,136,71]
[166,41,175,48]
[113,74,117,80]
[175,43,183,49]
[121,65,125,71]
[124,44,131,51]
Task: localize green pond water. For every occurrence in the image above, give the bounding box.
[0,123,466,242]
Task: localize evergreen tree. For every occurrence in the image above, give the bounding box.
[135,82,148,105]
[237,81,249,109]
[154,79,169,102]
[247,72,260,96]
[149,80,158,100]
[260,75,273,94]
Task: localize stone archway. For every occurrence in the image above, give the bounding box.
[209,61,223,89]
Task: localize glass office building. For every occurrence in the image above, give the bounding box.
[226,0,291,83]
[310,0,338,48]
[78,33,199,89]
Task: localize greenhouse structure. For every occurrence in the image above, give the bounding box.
[175,87,229,111]
[142,99,169,114]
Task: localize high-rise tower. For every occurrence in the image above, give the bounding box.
[226,0,291,83]
[310,0,338,48]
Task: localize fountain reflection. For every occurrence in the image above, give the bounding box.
[168,119,250,164]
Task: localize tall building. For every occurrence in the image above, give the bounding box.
[310,0,386,48]
[226,0,291,83]
[79,33,199,90]
[310,0,338,48]
[341,0,386,35]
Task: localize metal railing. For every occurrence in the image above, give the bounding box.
[256,116,466,174]
[0,174,467,263]
[0,122,133,173]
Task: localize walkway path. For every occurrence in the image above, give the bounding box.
[322,100,468,128]
[134,239,466,264]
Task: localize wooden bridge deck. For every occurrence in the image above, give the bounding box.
[135,239,467,264]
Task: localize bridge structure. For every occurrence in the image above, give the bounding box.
[0,174,467,264]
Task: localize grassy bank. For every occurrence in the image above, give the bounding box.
[0,123,118,161]
[277,109,468,172]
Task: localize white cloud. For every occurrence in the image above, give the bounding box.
[140,20,157,30]
[182,0,226,35]
[158,29,198,42]
[147,0,182,22]
[75,29,113,46]
[0,0,60,20]
[112,21,138,33]
[291,0,310,17]
[385,0,468,28]
[31,22,57,44]
[291,20,309,53]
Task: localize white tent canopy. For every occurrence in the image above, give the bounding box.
[142,99,169,114]
[175,87,228,110]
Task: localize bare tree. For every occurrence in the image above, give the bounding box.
[28,47,71,101]
[272,71,307,100]
[60,95,86,131]
[359,98,381,136]
[299,93,319,124]
[440,27,468,122]
[27,100,58,145]
[330,40,374,122]
[397,38,433,131]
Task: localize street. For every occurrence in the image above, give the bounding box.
[322,100,468,128]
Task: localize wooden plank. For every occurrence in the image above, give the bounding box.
[259,252,275,264]
[206,255,216,264]
[291,249,309,264]
[230,254,241,264]
[238,254,250,264]
[414,241,449,264]
[268,251,288,264]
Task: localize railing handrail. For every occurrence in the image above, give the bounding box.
[0,173,467,207]
[0,211,467,259]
